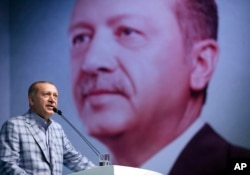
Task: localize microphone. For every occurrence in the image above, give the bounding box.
[53,107,111,165]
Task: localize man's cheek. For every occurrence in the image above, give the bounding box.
[71,60,80,79]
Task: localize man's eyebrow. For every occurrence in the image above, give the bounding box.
[68,22,93,34]
[68,14,147,33]
[107,14,146,26]
[42,90,58,94]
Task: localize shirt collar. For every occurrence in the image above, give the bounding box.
[29,110,52,130]
[141,118,205,175]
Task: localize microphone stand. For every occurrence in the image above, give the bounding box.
[53,108,111,166]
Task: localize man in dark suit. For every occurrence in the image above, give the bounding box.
[68,0,250,174]
[169,124,250,175]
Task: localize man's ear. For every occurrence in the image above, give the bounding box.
[28,96,34,106]
[190,39,219,91]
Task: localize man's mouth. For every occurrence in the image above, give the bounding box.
[85,89,121,98]
[47,105,56,110]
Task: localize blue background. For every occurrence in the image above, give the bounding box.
[0,0,250,174]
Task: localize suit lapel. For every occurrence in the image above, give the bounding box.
[25,113,51,164]
[169,124,228,175]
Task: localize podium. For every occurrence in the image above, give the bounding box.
[69,165,163,175]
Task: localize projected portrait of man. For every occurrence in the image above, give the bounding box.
[68,0,250,174]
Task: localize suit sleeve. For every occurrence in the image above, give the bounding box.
[61,128,96,171]
[0,120,28,175]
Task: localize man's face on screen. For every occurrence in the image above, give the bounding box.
[69,0,191,137]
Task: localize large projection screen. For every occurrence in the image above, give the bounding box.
[1,0,249,174]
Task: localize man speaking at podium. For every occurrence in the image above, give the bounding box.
[68,0,250,174]
[0,81,95,175]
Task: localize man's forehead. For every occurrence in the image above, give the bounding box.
[36,83,57,92]
[73,0,175,14]
[71,0,176,24]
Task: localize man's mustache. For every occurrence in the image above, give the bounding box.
[77,73,133,99]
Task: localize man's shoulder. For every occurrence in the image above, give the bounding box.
[0,113,31,133]
[169,124,250,175]
[228,141,250,159]
[3,113,28,125]
[188,123,250,158]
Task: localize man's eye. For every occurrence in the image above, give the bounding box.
[118,27,139,37]
[116,27,146,48]
[43,93,49,97]
[122,28,136,36]
[72,34,91,47]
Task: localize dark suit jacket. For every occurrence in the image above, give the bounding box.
[169,124,250,175]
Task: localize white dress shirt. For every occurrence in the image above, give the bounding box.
[141,118,205,175]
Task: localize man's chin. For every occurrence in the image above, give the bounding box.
[48,111,55,116]
[88,126,125,143]
[79,105,134,137]
[85,120,126,139]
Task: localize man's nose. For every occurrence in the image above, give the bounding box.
[48,96,56,103]
[81,32,117,75]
